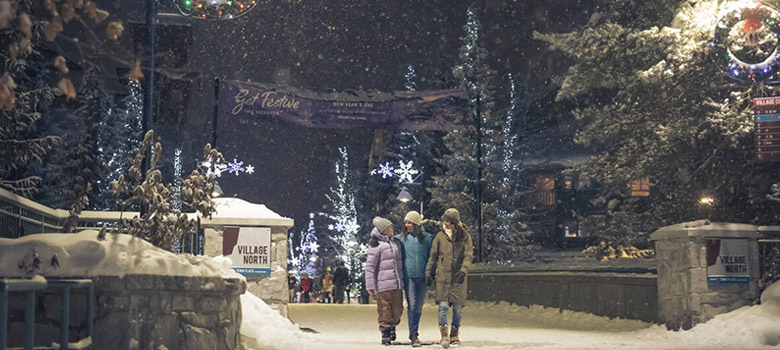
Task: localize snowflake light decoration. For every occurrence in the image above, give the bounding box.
[228,159,244,176]
[334,222,346,232]
[394,160,420,184]
[201,157,254,177]
[370,162,395,179]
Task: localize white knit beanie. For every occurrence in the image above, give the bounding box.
[373,216,393,233]
[404,211,422,226]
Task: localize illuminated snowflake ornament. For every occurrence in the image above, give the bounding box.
[245,165,255,174]
[374,162,395,179]
[228,159,245,175]
[394,160,420,184]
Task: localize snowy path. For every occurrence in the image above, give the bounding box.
[285,302,778,350]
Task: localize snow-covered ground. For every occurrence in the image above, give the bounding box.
[257,283,780,350]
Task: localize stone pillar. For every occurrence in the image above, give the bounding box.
[650,220,761,330]
[202,223,292,317]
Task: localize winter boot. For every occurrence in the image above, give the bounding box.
[389,326,397,341]
[439,325,450,349]
[410,332,422,348]
[450,326,460,346]
[381,328,392,345]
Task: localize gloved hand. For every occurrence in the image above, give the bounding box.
[454,271,466,284]
[369,237,379,248]
[425,275,433,287]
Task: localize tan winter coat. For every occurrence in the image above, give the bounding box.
[425,223,473,306]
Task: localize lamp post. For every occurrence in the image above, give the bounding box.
[396,186,424,217]
[211,182,224,198]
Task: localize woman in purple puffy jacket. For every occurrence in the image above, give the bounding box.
[365,216,405,345]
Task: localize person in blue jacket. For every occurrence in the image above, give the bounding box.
[395,210,432,347]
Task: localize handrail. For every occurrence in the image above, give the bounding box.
[0,277,48,350]
[47,279,94,350]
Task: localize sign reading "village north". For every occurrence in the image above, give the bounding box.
[222,226,272,276]
[706,238,749,284]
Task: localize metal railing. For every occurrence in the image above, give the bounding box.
[0,278,48,350]
[0,188,132,238]
[0,278,94,350]
[759,239,780,290]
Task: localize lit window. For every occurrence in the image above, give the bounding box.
[630,177,650,197]
[531,176,556,206]
[577,176,591,190]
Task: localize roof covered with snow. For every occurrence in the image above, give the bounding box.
[199,197,294,228]
[650,221,780,241]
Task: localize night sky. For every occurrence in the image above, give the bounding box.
[114,0,597,234]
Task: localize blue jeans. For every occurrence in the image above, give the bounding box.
[438,301,463,327]
[404,278,427,336]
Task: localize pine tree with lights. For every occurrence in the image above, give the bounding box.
[430,7,535,263]
[534,1,780,248]
[94,80,142,211]
[323,146,366,286]
[289,213,319,276]
[490,73,536,262]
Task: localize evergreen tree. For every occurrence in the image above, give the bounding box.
[93,80,142,210]
[430,7,534,263]
[41,65,107,212]
[0,0,127,196]
[322,146,366,286]
[0,43,58,196]
[490,73,535,262]
[288,213,320,276]
[535,1,780,246]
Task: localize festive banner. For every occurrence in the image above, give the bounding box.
[220,80,471,130]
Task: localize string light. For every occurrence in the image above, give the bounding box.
[321,147,365,287]
[178,0,258,19]
[288,213,319,276]
[711,2,780,83]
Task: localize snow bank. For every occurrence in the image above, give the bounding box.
[212,197,288,219]
[240,292,313,350]
[0,230,242,279]
[674,282,780,348]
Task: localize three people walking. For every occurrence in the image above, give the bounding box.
[364,208,472,347]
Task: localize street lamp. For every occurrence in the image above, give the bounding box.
[211,182,224,198]
[397,187,413,203]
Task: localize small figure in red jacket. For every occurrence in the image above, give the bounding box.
[300,273,313,303]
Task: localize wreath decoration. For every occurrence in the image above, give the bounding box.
[175,0,259,20]
[712,2,780,83]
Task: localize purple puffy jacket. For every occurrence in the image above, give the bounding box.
[365,227,404,293]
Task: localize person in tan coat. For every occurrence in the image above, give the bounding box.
[425,208,473,349]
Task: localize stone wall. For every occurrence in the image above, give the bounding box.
[468,270,658,322]
[204,225,290,317]
[7,275,246,350]
[651,221,763,330]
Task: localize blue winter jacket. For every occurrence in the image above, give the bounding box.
[395,228,432,279]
